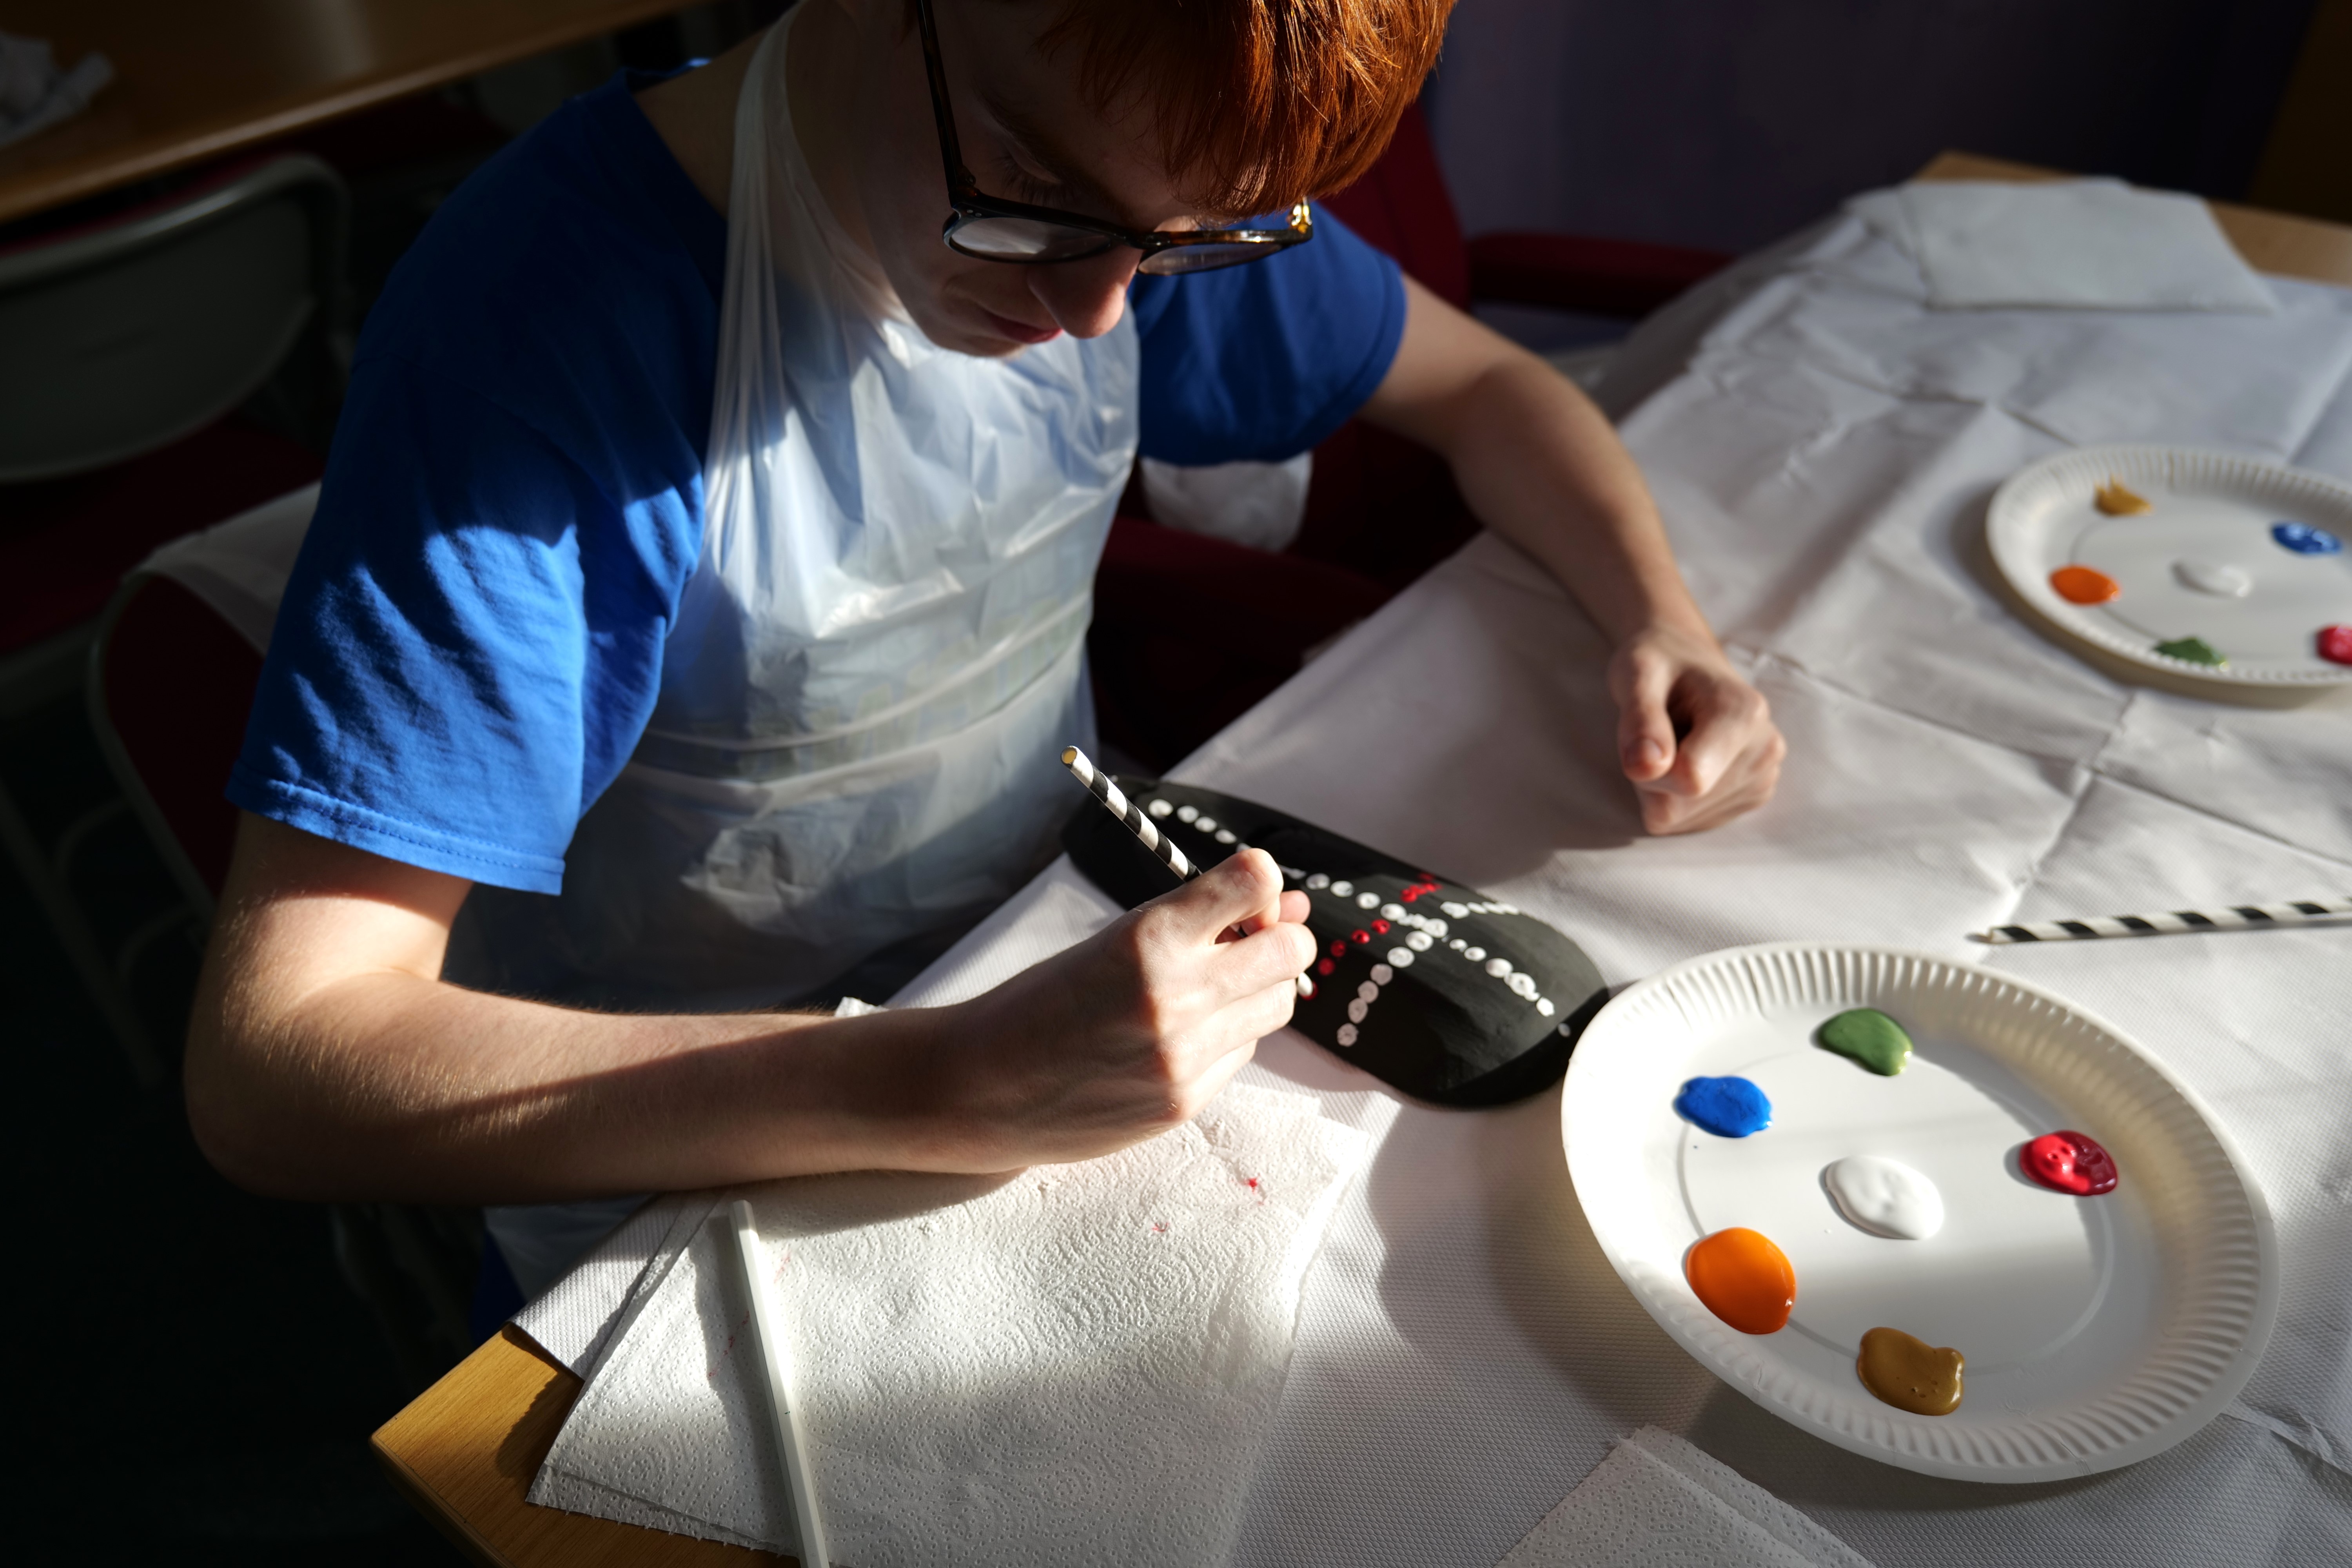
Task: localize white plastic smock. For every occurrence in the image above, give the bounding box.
[456,16,1138,1014]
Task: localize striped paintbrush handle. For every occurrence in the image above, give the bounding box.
[1982,896,2352,944]
[1062,746,1198,883]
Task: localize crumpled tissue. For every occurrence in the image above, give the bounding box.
[531,1083,1376,1567]
[0,32,113,150]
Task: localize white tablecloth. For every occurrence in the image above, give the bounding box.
[530,199,2352,1564]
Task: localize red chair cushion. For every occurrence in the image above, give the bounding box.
[100,575,266,897]
[0,419,323,653]
[1089,517,1392,769]
[1318,103,1471,313]
[1467,232,1734,319]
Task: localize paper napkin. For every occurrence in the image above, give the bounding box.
[1496,1427,1877,1568]
[1854,179,2275,313]
[532,1084,1375,1568]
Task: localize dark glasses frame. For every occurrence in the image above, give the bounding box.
[911,0,1312,274]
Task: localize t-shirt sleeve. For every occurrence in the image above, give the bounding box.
[227,354,699,894]
[1129,204,1407,466]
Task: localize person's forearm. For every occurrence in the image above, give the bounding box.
[1437,354,1713,647]
[188,959,955,1205]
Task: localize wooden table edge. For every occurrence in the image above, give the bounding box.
[0,0,703,227]
[372,1323,785,1567]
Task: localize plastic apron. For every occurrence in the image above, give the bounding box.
[453,15,1138,1017]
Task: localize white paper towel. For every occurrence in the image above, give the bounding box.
[533,1084,1379,1566]
[1496,1427,1875,1568]
[1853,180,2275,314]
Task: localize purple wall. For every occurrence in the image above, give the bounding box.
[1423,0,2318,255]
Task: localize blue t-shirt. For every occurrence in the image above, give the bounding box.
[230,71,1405,895]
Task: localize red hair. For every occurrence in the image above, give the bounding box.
[1033,0,1455,217]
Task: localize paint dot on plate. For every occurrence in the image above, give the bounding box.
[1685,1228,1795,1335]
[1463,946,1486,962]
[1380,902,1406,920]
[2093,478,2154,515]
[1316,958,1335,976]
[1673,1075,1772,1138]
[1484,958,1513,978]
[1176,805,1198,823]
[1824,1155,1944,1240]
[2173,559,2250,597]
[1405,931,1434,951]
[1442,902,1469,918]
[1448,938,1467,950]
[1508,972,1539,999]
[2318,625,2352,665]
[1817,1008,1914,1075]
[1147,799,1173,817]
[1387,947,1415,967]
[1305,873,1330,890]
[1370,963,1392,984]
[1355,891,1379,909]
[1214,829,1237,845]
[1335,1024,1357,1047]
[1356,982,1379,1004]
[1423,918,1447,937]
[2022,1130,2119,1196]
[2050,564,2121,604]
[1346,999,1368,1023]
[2154,634,2227,667]
[1194,816,1218,833]
[1370,918,1390,933]
[1857,1327,1964,1416]
[2272,521,2343,555]
[1330,880,1353,897]
[1536,998,1555,1017]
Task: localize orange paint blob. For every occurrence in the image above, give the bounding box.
[1685,1227,1796,1334]
[2050,564,2122,604]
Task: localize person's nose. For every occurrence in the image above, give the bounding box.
[1025,248,1140,338]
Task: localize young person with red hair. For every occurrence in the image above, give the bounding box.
[187,0,1783,1293]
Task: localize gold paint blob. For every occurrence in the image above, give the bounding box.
[2093,478,2154,515]
[1857,1327,1964,1416]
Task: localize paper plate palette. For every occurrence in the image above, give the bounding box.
[1562,944,2277,1481]
[1987,443,2352,689]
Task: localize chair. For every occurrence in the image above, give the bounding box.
[0,154,345,1083]
[1089,103,1733,771]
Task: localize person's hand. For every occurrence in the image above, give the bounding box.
[931,849,1315,1169]
[1607,621,1786,835]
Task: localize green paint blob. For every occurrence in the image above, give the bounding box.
[2154,635,2226,667]
[1818,1008,1914,1076]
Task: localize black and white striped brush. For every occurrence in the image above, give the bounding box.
[1981,896,2352,944]
[1060,746,1316,996]
[1061,746,1199,882]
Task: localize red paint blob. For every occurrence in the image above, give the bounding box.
[1245,1178,1259,1189]
[2051,564,2122,604]
[1371,918,1391,933]
[2319,625,2352,666]
[1329,941,1347,957]
[1350,929,1370,944]
[1401,889,1419,902]
[1685,1228,1795,1335]
[1316,958,1336,976]
[2023,1131,2119,1196]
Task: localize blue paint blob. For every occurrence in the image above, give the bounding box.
[2272,522,2343,556]
[1674,1075,1773,1138]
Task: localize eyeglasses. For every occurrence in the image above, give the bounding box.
[913,0,1312,276]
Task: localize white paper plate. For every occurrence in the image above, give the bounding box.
[1987,443,2352,688]
[1561,944,2277,1481]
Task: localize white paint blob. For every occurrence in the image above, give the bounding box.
[2173,559,2251,597]
[1824,1155,1945,1241]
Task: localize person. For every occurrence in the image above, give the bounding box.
[186,0,1784,1294]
